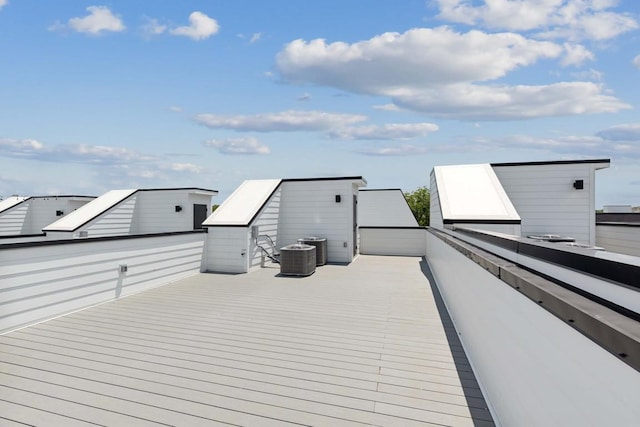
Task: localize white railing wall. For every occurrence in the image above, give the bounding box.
[0,232,206,334]
[596,224,640,257]
[359,227,426,256]
[425,231,640,426]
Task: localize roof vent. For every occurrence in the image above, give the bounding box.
[279,244,316,276]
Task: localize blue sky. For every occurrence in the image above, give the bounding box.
[1,0,639,207]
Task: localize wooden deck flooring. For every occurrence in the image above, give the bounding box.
[0,255,494,426]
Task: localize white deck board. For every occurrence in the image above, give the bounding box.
[0,255,493,426]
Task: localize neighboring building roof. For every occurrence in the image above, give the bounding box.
[434,163,521,223]
[43,189,137,232]
[0,196,28,214]
[203,179,282,227]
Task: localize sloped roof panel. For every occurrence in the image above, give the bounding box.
[434,164,520,222]
[0,196,28,214]
[203,179,281,226]
[43,189,136,232]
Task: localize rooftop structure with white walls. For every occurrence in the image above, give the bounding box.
[204,176,367,274]
[43,187,217,239]
[0,195,95,237]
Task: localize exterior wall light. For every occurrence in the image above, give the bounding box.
[573,180,584,190]
[175,205,183,212]
[335,195,341,203]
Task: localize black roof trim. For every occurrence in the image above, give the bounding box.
[360,226,427,230]
[0,229,207,250]
[136,187,218,194]
[596,222,640,228]
[0,233,46,240]
[444,219,521,225]
[455,228,639,291]
[283,176,366,184]
[491,158,610,167]
[359,188,403,192]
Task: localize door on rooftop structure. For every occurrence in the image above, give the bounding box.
[353,194,357,256]
[193,204,208,230]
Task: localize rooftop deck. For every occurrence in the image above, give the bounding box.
[0,255,493,426]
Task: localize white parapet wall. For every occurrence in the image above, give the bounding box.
[596,224,640,257]
[0,231,207,334]
[425,231,640,426]
[359,227,426,256]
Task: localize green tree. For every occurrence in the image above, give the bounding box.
[404,186,430,226]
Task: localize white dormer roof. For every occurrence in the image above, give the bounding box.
[203,179,282,226]
[43,189,136,232]
[434,164,520,222]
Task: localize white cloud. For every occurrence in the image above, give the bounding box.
[170,11,219,40]
[633,54,640,69]
[204,137,271,155]
[0,138,45,157]
[166,162,203,173]
[250,32,262,44]
[391,81,629,120]
[297,93,312,101]
[0,0,7,10]
[195,110,367,132]
[61,6,126,35]
[434,0,638,41]
[372,103,401,111]
[561,43,594,66]
[169,106,182,112]
[0,138,151,164]
[142,17,166,37]
[329,123,439,140]
[277,27,562,91]
[596,123,640,141]
[415,123,640,159]
[276,27,628,120]
[357,144,430,156]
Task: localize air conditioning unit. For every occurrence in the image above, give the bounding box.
[297,236,327,266]
[279,244,316,276]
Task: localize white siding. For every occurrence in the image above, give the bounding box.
[130,191,213,234]
[359,228,426,256]
[84,195,137,237]
[278,181,356,264]
[596,225,640,257]
[0,232,206,334]
[249,188,281,271]
[358,190,418,227]
[205,227,250,273]
[429,170,444,230]
[22,197,92,234]
[0,204,28,236]
[493,163,598,245]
